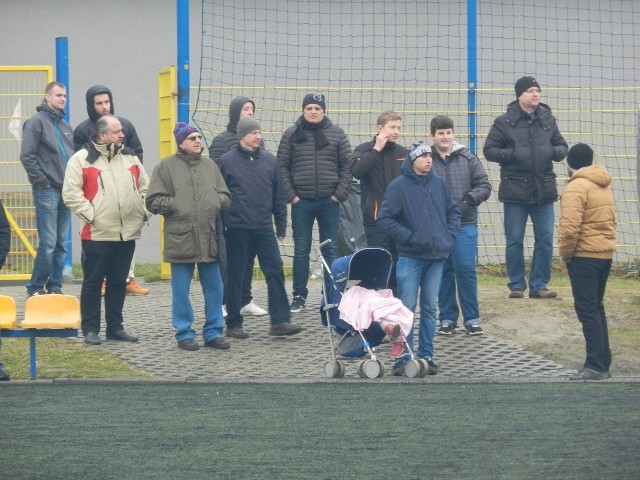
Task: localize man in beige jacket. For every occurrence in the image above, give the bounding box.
[63,115,149,345]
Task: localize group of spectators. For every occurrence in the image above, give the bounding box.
[0,75,616,381]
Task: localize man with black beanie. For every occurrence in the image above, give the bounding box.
[484,76,568,299]
[278,93,352,312]
[559,143,616,380]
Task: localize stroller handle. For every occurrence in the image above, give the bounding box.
[318,238,332,248]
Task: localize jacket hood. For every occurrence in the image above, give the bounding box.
[400,152,433,182]
[35,99,65,117]
[227,96,255,132]
[86,85,114,122]
[569,164,611,188]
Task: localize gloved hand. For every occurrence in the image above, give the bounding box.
[463,193,477,207]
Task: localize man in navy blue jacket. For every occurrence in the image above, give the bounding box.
[218,118,302,339]
[377,142,460,376]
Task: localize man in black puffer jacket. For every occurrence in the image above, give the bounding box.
[278,93,352,313]
[483,76,568,300]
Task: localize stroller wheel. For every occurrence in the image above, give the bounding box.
[375,360,385,378]
[324,361,343,378]
[357,360,366,378]
[405,359,422,378]
[362,359,383,379]
[337,361,346,378]
[417,359,429,378]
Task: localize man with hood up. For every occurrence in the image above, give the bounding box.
[208,96,268,318]
[377,142,460,377]
[20,81,73,297]
[73,85,147,296]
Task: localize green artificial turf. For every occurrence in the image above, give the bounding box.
[1,383,639,480]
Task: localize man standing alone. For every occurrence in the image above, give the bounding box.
[20,82,73,297]
[559,144,616,380]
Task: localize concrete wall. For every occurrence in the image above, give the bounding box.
[0,0,203,263]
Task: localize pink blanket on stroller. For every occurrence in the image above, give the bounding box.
[337,285,413,336]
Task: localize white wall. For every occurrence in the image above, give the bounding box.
[0,0,202,263]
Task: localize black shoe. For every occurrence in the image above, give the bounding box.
[178,338,199,351]
[391,360,406,376]
[438,324,455,335]
[204,337,230,350]
[106,329,139,342]
[27,290,47,298]
[0,368,10,381]
[84,332,101,345]
[290,295,306,313]
[47,289,63,295]
[569,368,609,380]
[225,327,250,339]
[465,324,484,336]
[269,322,302,336]
[425,358,439,375]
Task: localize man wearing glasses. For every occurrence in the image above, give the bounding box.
[483,76,568,300]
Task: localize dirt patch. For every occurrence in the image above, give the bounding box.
[479,281,640,375]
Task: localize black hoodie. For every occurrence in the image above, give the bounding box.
[72,85,144,161]
[208,96,264,164]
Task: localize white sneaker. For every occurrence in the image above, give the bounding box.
[222,305,228,318]
[240,301,268,316]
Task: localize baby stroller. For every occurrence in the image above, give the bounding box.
[318,241,430,379]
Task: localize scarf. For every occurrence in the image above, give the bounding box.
[291,116,329,149]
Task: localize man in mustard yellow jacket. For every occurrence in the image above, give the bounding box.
[559,143,616,380]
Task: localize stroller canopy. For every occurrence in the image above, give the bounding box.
[330,247,393,291]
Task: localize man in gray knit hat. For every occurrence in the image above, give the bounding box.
[218,118,302,338]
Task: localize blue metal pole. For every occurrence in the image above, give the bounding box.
[177,0,190,123]
[467,0,477,155]
[56,37,73,280]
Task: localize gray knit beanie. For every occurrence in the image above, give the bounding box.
[237,117,261,140]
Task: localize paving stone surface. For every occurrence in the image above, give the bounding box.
[4,278,597,383]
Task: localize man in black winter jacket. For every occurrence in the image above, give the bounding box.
[483,76,568,300]
[351,110,407,291]
[278,93,352,313]
[219,118,301,338]
[73,85,148,296]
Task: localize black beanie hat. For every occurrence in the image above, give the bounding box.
[567,143,594,170]
[515,76,541,98]
[302,93,326,112]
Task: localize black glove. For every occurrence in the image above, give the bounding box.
[463,193,477,207]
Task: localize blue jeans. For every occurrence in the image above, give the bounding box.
[291,197,340,298]
[28,186,71,294]
[171,262,224,343]
[224,228,290,328]
[438,225,479,327]
[396,256,444,360]
[503,202,554,292]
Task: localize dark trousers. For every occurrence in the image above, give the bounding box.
[224,228,290,328]
[364,224,398,292]
[81,240,135,336]
[566,257,612,373]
